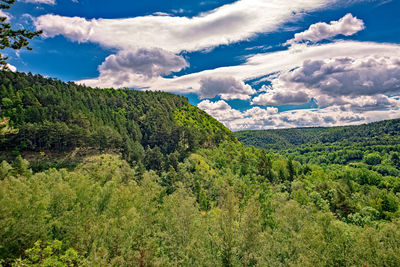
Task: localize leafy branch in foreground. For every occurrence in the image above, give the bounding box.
[0,0,42,69]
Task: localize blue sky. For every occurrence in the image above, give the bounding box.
[3,0,400,130]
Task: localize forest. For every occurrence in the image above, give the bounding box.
[236,120,400,177]
[1,71,400,266]
[0,71,235,172]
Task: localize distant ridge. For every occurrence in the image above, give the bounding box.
[236,118,400,150]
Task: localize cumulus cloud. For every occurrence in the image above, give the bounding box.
[78,48,188,89]
[99,48,188,79]
[35,0,335,53]
[199,77,256,100]
[77,40,400,102]
[20,0,55,4]
[287,13,365,44]
[109,41,399,95]
[266,56,400,107]
[198,100,400,131]
[37,0,344,92]
[197,100,243,122]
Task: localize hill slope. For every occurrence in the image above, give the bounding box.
[0,71,235,170]
[1,72,400,266]
[236,119,400,150]
[236,119,400,175]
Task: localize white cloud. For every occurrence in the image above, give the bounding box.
[286,13,364,44]
[127,41,400,94]
[35,0,335,53]
[153,12,170,16]
[79,48,188,88]
[197,100,243,122]
[263,56,400,107]
[36,1,397,107]
[199,77,256,100]
[20,0,55,4]
[99,48,188,79]
[77,41,400,103]
[252,91,310,106]
[198,99,400,130]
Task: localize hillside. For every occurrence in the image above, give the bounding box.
[0,71,235,171]
[236,120,400,175]
[236,119,400,150]
[2,142,400,265]
[1,72,400,266]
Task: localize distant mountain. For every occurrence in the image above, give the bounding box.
[0,71,235,171]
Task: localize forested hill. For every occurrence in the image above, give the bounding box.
[2,71,400,266]
[235,119,400,175]
[0,71,235,171]
[236,119,400,150]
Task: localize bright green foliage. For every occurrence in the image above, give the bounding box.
[364,152,382,165]
[0,159,11,179]
[0,144,400,265]
[174,104,236,146]
[12,240,82,266]
[11,155,31,176]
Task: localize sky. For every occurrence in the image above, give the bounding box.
[3,0,400,131]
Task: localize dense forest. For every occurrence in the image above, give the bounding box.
[236,120,400,177]
[0,71,235,171]
[1,71,400,266]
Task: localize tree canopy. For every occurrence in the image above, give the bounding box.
[0,70,400,266]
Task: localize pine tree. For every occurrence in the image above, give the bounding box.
[0,0,42,69]
[287,158,295,182]
[12,155,31,176]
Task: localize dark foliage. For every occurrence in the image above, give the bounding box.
[0,71,235,171]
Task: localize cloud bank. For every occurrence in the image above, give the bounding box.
[198,99,400,131]
[254,56,400,107]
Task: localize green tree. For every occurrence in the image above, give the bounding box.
[11,155,31,176]
[198,187,208,211]
[0,159,11,179]
[258,150,273,182]
[364,153,382,166]
[0,117,17,135]
[287,158,295,182]
[391,152,400,169]
[12,240,82,267]
[218,187,239,267]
